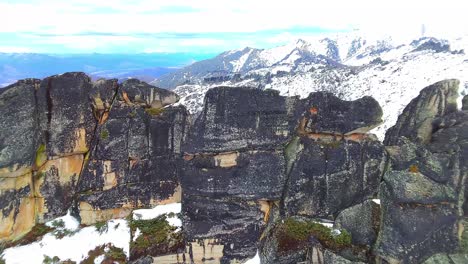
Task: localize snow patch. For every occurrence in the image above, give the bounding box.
[133,203,182,227]
[244,251,260,264]
[3,219,130,264]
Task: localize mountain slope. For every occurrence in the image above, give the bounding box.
[161,33,468,139]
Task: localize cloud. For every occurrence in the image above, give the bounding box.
[0,0,466,53]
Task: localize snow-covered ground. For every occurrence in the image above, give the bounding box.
[3,218,130,264]
[3,203,182,264]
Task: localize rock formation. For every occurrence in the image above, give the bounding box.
[0,73,185,242]
[1,74,467,264]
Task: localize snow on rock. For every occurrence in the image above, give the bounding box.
[372,199,381,205]
[3,219,130,264]
[244,251,260,264]
[133,203,182,227]
[45,210,79,231]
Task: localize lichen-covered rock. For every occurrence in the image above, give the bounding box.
[0,80,39,239]
[78,104,188,224]
[375,167,459,263]
[296,92,383,135]
[384,79,459,145]
[0,72,186,241]
[0,79,41,176]
[183,86,297,153]
[335,200,380,247]
[36,72,95,157]
[284,137,386,218]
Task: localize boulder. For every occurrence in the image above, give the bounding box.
[384,79,459,145]
[375,170,459,263]
[183,86,297,153]
[284,137,386,218]
[119,79,179,107]
[463,95,468,111]
[296,92,383,135]
[335,200,380,246]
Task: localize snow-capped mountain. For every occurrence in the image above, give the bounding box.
[153,32,468,140]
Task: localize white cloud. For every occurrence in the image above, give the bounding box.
[0,0,467,53]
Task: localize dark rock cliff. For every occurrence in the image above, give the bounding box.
[1,74,467,264]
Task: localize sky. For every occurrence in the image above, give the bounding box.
[0,0,466,54]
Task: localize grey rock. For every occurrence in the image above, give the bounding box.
[375,170,459,263]
[384,79,459,145]
[36,72,96,157]
[284,137,386,218]
[296,92,383,135]
[463,95,468,111]
[0,79,41,171]
[323,250,366,264]
[120,78,179,107]
[183,86,297,153]
[335,200,380,246]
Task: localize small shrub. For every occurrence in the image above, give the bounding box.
[145,107,164,116]
[52,229,76,239]
[35,144,47,167]
[276,218,352,253]
[51,219,65,229]
[0,243,5,264]
[95,221,108,234]
[42,255,60,264]
[7,224,53,247]
[81,244,126,264]
[409,164,419,173]
[100,129,109,140]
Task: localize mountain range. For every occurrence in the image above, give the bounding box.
[152,32,468,139]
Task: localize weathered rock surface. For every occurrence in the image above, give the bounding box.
[296,92,383,135]
[0,72,185,242]
[182,86,386,263]
[384,79,459,145]
[3,75,467,264]
[335,200,380,246]
[377,79,468,264]
[463,95,468,111]
[183,86,297,153]
[284,137,386,218]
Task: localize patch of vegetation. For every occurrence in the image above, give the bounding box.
[5,224,53,248]
[52,228,76,239]
[81,244,126,264]
[0,243,5,264]
[35,144,47,167]
[409,164,419,173]
[51,219,65,229]
[95,221,109,234]
[42,255,60,264]
[276,218,351,253]
[100,129,109,140]
[145,107,165,116]
[129,215,184,260]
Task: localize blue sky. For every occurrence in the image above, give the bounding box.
[0,0,465,54]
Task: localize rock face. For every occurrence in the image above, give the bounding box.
[384,79,459,145]
[377,79,468,263]
[0,73,186,241]
[335,200,380,247]
[2,75,468,264]
[181,86,386,263]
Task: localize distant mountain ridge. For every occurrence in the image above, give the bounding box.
[0,53,214,87]
[154,32,468,139]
